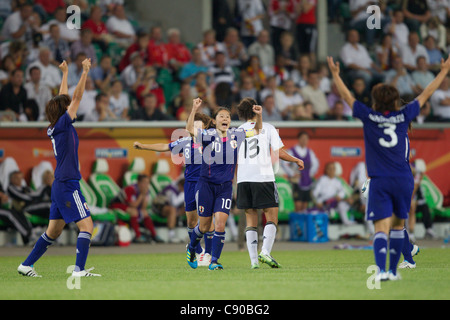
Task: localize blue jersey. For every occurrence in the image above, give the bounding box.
[168,137,202,182]
[353,100,420,178]
[199,128,246,184]
[47,112,81,181]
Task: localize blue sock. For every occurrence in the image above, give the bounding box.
[373,232,388,273]
[389,229,404,276]
[188,227,203,254]
[401,228,414,264]
[75,232,91,272]
[23,233,55,266]
[211,231,225,264]
[189,225,204,252]
[204,230,214,255]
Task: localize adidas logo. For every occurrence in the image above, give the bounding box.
[369,212,375,218]
[251,240,257,245]
[379,248,386,254]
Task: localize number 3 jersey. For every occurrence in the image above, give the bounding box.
[352,100,420,178]
[237,122,284,183]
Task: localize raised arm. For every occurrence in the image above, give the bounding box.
[58,61,68,95]
[68,58,91,120]
[186,98,203,137]
[252,105,263,134]
[133,142,170,152]
[327,56,356,109]
[416,56,450,108]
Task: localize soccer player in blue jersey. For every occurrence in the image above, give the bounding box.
[18,59,100,277]
[133,113,214,264]
[328,55,450,281]
[185,98,262,270]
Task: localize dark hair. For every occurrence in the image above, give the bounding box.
[193,113,213,129]
[297,131,309,139]
[137,174,149,183]
[237,97,257,121]
[371,84,400,113]
[46,94,71,127]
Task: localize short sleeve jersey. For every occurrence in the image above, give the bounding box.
[352,100,420,178]
[198,128,246,184]
[47,112,81,181]
[168,136,202,182]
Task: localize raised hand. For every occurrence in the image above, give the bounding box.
[59,60,68,74]
[82,58,91,72]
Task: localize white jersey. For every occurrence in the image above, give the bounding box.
[237,121,284,183]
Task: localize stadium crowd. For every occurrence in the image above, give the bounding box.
[0,0,450,123]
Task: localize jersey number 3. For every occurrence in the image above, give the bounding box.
[378,123,398,148]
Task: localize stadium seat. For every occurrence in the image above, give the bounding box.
[30,161,53,191]
[150,159,172,195]
[88,159,121,208]
[123,157,146,187]
[0,157,25,190]
[79,178,116,223]
[275,175,295,223]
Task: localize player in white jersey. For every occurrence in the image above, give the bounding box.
[236,98,304,269]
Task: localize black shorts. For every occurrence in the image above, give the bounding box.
[236,182,279,210]
[292,184,312,202]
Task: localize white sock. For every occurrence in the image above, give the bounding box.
[261,223,277,256]
[245,227,258,265]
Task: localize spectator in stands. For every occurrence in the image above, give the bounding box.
[295,0,317,65]
[282,131,319,212]
[300,69,329,118]
[166,28,192,73]
[235,74,261,105]
[291,54,312,88]
[70,28,97,66]
[351,77,371,107]
[1,2,33,42]
[106,4,136,47]
[425,35,444,72]
[212,0,235,42]
[0,69,27,121]
[197,29,225,68]
[375,33,398,71]
[236,0,266,47]
[427,0,450,26]
[430,75,450,121]
[247,29,275,72]
[327,81,352,117]
[317,62,331,94]
[26,47,62,91]
[91,55,116,92]
[68,52,87,87]
[133,93,170,121]
[402,0,431,32]
[0,180,32,245]
[179,47,209,86]
[245,55,267,90]
[415,100,432,124]
[42,7,80,43]
[259,75,285,108]
[24,66,52,121]
[401,31,430,72]
[0,55,16,86]
[34,0,65,16]
[312,162,355,225]
[209,51,235,87]
[7,40,28,71]
[120,51,145,92]
[147,26,169,69]
[327,100,352,121]
[276,31,297,72]
[261,94,282,121]
[81,5,111,53]
[110,174,163,243]
[384,9,409,50]
[84,92,117,122]
[190,72,213,113]
[420,16,447,51]
[45,24,71,64]
[339,29,384,88]
[291,100,314,121]
[136,66,165,110]
[268,0,296,53]
[385,56,419,101]
[277,78,303,120]
[223,27,248,69]
[169,81,193,120]
[412,56,436,93]
[109,79,130,120]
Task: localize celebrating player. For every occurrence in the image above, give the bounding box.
[236,97,304,269]
[18,59,101,277]
[328,55,450,281]
[133,113,214,263]
[185,98,262,270]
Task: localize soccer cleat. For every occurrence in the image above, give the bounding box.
[251,263,260,269]
[17,264,41,277]
[258,252,281,268]
[198,253,212,267]
[388,271,402,281]
[208,261,223,270]
[411,244,420,257]
[398,260,416,269]
[375,271,389,282]
[72,267,101,277]
[186,245,197,269]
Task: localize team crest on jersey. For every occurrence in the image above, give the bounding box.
[230,140,237,149]
[198,206,204,213]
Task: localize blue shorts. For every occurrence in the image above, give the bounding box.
[196,179,233,217]
[50,180,91,223]
[184,180,199,212]
[366,176,414,221]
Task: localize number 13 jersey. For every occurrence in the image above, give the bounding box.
[352,100,420,178]
[237,122,284,183]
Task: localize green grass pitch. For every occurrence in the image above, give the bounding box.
[1,248,449,300]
